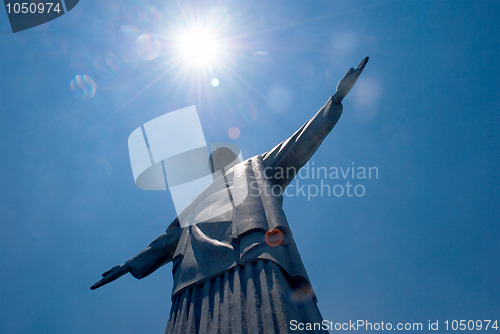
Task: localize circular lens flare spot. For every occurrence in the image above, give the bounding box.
[136,34,161,61]
[179,28,219,66]
[210,77,220,87]
[265,229,283,247]
[70,75,96,100]
[228,126,240,139]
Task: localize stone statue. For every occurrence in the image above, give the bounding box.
[91,57,369,333]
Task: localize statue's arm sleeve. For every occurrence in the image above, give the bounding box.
[125,218,182,279]
[262,96,343,188]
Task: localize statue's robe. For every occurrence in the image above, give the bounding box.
[126,96,342,333]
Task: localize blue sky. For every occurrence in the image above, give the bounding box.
[1,1,498,333]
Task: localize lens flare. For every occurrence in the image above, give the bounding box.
[228,126,240,139]
[265,229,283,247]
[70,75,96,100]
[136,34,161,61]
[210,78,220,87]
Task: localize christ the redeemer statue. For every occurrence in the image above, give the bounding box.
[91,57,369,334]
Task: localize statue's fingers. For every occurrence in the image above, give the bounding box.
[92,272,117,289]
[340,67,354,81]
[337,67,355,91]
[102,265,121,277]
[355,57,369,73]
[90,279,105,290]
[351,58,369,81]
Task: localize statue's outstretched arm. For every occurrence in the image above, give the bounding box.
[90,218,182,290]
[262,57,368,188]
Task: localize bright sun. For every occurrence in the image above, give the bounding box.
[178,28,220,67]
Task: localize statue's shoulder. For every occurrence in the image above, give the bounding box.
[235,154,266,171]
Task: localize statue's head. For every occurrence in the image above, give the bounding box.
[208,147,240,174]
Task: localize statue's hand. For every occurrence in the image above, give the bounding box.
[90,264,131,290]
[333,57,369,103]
